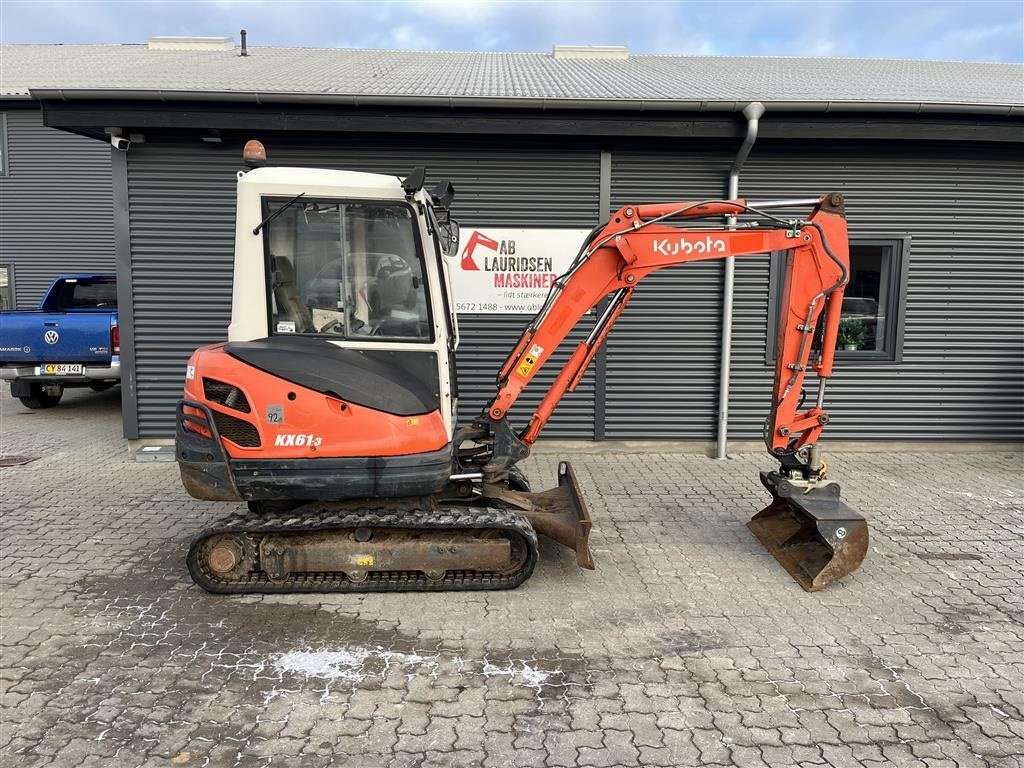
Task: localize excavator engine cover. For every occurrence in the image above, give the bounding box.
[748,471,868,592]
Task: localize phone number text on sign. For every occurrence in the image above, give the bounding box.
[450,228,591,314]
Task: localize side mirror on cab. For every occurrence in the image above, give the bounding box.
[440,220,460,257]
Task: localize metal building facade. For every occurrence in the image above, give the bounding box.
[122,134,602,438]
[111,126,1023,442]
[0,107,114,306]
[610,138,1024,441]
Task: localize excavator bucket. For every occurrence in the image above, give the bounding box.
[748,471,868,592]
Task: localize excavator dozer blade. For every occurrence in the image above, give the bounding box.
[528,461,595,570]
[482,461,595,570]
[748,471,868,592]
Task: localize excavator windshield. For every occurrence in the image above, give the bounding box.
[261,197,432,341]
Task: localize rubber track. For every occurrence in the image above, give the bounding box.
[187,504,539,594]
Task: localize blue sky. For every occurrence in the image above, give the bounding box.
[1,0,1022,62]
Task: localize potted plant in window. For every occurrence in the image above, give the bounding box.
[838,317,868,351]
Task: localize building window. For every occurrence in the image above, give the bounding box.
[0,264,15,310]
[767,237,910,363]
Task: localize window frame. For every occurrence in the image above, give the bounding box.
[260,195,435,344]
[0,263,15,310]
[766,236,910,365]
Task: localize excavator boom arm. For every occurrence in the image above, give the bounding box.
[478,193,850,472]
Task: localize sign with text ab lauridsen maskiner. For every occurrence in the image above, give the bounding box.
[451,228,591,314]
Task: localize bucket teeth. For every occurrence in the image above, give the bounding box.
[748,471,869,592]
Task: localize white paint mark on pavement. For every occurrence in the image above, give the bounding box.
[482,660,552,688]
[273,646,435,684]
[275,648,371,681]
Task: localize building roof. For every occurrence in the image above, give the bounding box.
[2,43,1022,114]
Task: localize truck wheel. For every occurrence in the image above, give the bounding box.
[89,382,115,392]
[18,384,64,409]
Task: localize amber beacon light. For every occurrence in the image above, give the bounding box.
[242,139,267,167]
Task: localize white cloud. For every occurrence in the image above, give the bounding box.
[409,0,508,23]
[0,0,1020,62]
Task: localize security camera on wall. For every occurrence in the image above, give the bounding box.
[110,135,131,151]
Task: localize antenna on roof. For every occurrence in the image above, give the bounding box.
[240,29,247,57]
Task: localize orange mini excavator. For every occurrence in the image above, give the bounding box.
[176,141,868,594]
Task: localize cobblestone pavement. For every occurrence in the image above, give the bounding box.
[1,388,1022,768]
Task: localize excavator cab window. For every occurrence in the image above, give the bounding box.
[262,198,433,342]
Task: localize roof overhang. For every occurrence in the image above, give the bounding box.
[29,88,1024,117]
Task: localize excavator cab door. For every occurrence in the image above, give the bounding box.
[218,167,466,438]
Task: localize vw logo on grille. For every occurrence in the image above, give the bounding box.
[44,330,60,345]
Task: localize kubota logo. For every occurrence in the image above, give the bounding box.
[653,236,727,256]
[274,433,323,447]
[459,230,500,271]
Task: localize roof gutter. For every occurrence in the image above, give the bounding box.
[27,88,1024,116]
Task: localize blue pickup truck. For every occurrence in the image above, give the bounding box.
[0,274,120,408]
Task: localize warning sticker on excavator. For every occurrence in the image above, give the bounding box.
[355,555,374,567]
[517,344,544,377]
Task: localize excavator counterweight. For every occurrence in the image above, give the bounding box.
[177,148,868,594]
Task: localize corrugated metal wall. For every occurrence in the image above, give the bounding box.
[732,140,1024,440]
[608,138,1024,441]
[124,132,1022,441]
[125,145,237,436]
[0,108,114,306]
[126,134,601,437]
[607,142,737,438]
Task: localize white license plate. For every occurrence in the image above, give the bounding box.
[36,363,84,376]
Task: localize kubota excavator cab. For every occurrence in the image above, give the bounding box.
[177,162,465,505]
[175,153,593,593]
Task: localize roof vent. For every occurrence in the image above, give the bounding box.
[148,36,234,52]
[552,45,629,60]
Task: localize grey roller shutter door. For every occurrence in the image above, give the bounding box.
[127,136,600,438]
[0,109,113,306]
[607,139,1023,442]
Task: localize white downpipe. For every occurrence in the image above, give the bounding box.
[715,101,765,460]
